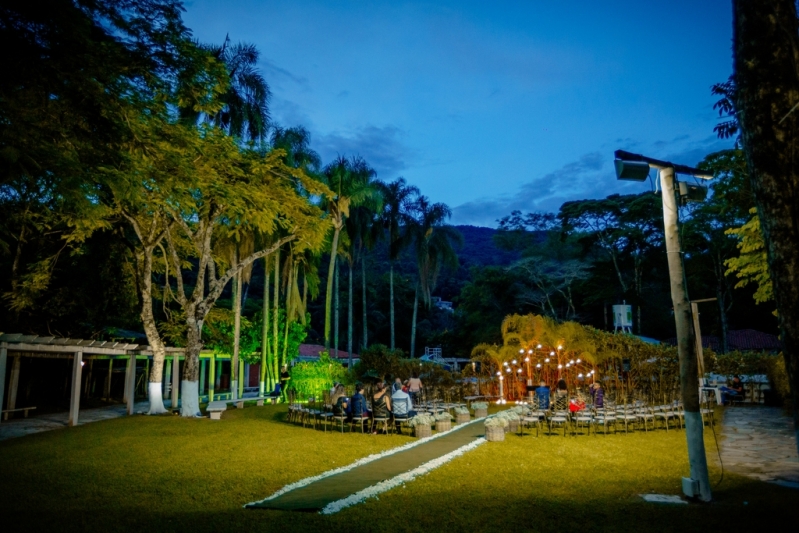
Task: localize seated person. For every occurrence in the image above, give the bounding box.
[392,377,403,393]
[391,385,417,420]
[330,384,348,416]
[590,382,604,408]
[349,383,369,421]
[720,375,745,405]
[534,381,551,410]
[371,381,392,418]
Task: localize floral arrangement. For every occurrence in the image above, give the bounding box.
[497,410,520,422]
[510,406,526,415]
[434,412,454,421]
[407,413,435,427]
[453,406,470,415]
[471,402,489,410]
[484,416,509,428]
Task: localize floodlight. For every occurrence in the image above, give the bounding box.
[678,181,708,203]
[615,159,650,181]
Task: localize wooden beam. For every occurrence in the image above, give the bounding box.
[171,355,179,410]
[68,351,83,427]
[126,353,136,415]
[0,343,7,424]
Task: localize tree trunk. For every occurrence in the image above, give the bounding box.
[348,260,353,368]
[324,226,341,348]
[180,316,203,417]
[390,263,396,350]
[734,0,799,453]
[137,246,168,415]
[272,248,280,385]
[410,282,419,357]
[260,256,270,395]
[334,256,339,357]
[231,249,241,401]
[361,251,368,351]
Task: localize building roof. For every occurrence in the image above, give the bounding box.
[298,343,359,360]
[664,329,781,352]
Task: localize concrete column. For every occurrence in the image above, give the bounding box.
[0,344,7,423]
[126,354,136,415]
[171,355,179,409]
[215,360,222,389]
[208,354,216,401]
[69,351,83,427]
[7,355,21,413]
[105,358,113,400]
[164,357,172,399]
[199,359,206,396]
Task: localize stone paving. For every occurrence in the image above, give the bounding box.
[720,406,799,489]
[0,400,171,442]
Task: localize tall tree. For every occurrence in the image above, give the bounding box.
[319,156,380,349]
[406,196,462,357]
[733,0,799,450]
[379,178,420,349]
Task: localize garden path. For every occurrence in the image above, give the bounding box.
[720,406,799,489]
[247,418,487,513]
[0,400,165,441]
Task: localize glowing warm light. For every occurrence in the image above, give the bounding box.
[545,358,550,363]
[537,344,542,349]
[565,363,570,368]
[558,364,563,369]
[524,357,530,362]
[557,345,563,350]
[81,361,85,367]
[576,358,581,363]
[496,371,501,376]
[517,369,522,373]
[570,359,575,364]
[536,363,541,368]
[578,373,584,378]
[512,359,517,365]
[528,349,533,354]
[506,368,511,373]
[550,351,555,356]
[519,349,525,354]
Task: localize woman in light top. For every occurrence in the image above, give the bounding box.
[407,372,423,405]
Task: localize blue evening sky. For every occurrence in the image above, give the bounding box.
[183,0,734,227]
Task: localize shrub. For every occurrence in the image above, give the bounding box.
[484,416,509,428]
[290,352,347,400]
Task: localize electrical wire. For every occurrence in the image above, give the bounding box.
[706,394,725,488]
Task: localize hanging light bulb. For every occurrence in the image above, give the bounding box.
[537,344,542,349]
[496,371,501,376]
[512,359,517,365]
[558,364,563,369]
[517,368,522,373]
[576,358,581,363]
[550,351,555,356]
[578,373,584,378]
[570,359,575,364]
[566,363,570,368]
[545,358,550,363]
[557,345,563,350]
[524,357,530,362]
[519,349,524,354]
[536,363,541,368]
[506,367,511,373]
[528,349,533,354]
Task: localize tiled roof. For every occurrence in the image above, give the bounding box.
[664,329,781,352]
[298,343,358,360]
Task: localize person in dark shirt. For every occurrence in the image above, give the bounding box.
[534,381,551,410]
[590,382,604,408]
[279,365,290,402]
[721,375,745,405]
[349,383,369,423]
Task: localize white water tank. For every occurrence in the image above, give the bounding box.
[613,304,633,331]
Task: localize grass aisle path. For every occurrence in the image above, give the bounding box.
[247,419,487,512]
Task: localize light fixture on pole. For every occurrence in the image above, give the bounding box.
[614,148,713,502]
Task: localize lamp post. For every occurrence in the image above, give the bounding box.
[614,149,712,502]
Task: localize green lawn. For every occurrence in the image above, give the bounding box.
[0,405,793,532]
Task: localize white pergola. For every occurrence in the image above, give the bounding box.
[0,334,184,426]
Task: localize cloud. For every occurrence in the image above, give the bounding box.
[451,133,736,228]
[314,124,413,178]
[261,59,310,90]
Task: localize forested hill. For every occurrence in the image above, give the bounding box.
[452,225,520,267]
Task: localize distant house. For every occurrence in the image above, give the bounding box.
[664,329,781,353]
[431,296,454,312]
[296,344,359,367]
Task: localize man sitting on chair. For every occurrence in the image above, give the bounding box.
[391,384,417,431]
[720,375,745,405]
[534,381,551,410]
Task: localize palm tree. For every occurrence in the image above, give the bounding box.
[190,36,270,141]
[378,178,420,349]
[344,198,382,363]
[320,156,380,349]
[406,196,462,357]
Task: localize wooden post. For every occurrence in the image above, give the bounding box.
[126,354,136,415]
[0,344,7,424]
[7,355,21,413]
[199,358,206,396]
[238,359,245,398]
[105,358,113,400]
[123,354,133,404]
[208,354,216,401]
[69,351,83,427]
[171,354,179,410]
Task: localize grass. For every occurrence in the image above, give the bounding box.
[0,404,794,532]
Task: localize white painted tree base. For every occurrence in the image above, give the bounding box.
[259,381,265,396]
[147,383,168,415]
[180,380,201,417]
[231,380,238,401]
